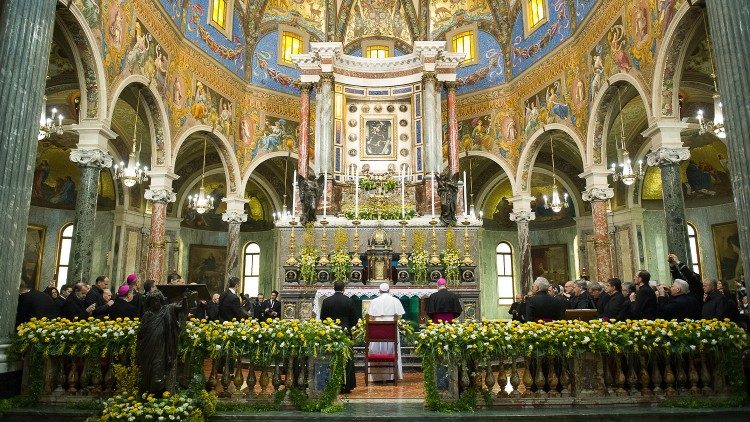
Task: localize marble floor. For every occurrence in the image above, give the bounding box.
[340,371,424,399]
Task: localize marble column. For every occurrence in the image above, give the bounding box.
[510,196,535,295]
[317,74,334,175]
[144,186,176,283]
[446,82,459,174]
[422,72,438,174]
[646,145,692,267]
[222,198,248,285]
[583,188,615,283]
[298,82,312,178]
[0,0,57,377]
[68,148,113,284]
[705,2,750,288]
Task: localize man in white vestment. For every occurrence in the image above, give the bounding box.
[366,283,406,382]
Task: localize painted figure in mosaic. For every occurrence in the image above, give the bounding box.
[436,170,459,226]
[297,171,324,225]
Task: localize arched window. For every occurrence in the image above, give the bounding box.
[243,242,261,296]
[365,45,390,59]
[686,223,701,275]
[56,224,74,289]
[496,242,514,305]
[210,0,227,28]
[280,31,304,65]
[450,30,476,65]
[523,0,548,36]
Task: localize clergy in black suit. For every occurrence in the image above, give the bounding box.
[629,271,658,320]
[525,277,565,322]
[426,278,462,323]
[320,281,358,393]
[218,277,249,321]
[16,284,59,326]
[61,283,97,320]
[601,278,628,320]
[264,290,282,319]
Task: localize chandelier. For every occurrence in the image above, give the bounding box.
[610,87,645,186]
[543,133,568,213]
[38,99,64,140]
[188,137,214,214]
[113,90,148,188]
[696,12,725,139]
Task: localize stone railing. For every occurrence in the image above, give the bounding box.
[433,351,731,406]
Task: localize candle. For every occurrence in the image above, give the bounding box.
[463,171,468,217]
[291,170,296,218]
[355,175,359,219]
[322,172,327,218]
[431,173,436,219]
[401,174,405,220]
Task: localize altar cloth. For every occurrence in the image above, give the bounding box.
[312,287,436,319]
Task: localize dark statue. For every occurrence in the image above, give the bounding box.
[436,170,459,226]
[297,170,325,225]
[136,289,194,395]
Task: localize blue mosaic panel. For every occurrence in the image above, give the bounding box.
[335,147,341,173]
[344,87,366,95]
[392,86,413,95]
[335,120,342,145]
[414,93,422,118]
[183,0,245,77]
[416,147,422,172]
[510,0,573,77]
[159,0,183,25]
[367,89,389,96]
[575,0,598,25]
[456,31,505,94]
[349,48,407,57]
[415,120,422,145]
[250,31,301,95]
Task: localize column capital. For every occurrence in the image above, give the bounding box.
[582,186,614,202]
[319,72,335,85]
[299,82,313,92]
[70,147,113,169]
[509,195,536,222]
[422,71,437,84]
[222,210,248,224]
[646,146,691,167]
[444,81,458,92]
[144,188,176,204]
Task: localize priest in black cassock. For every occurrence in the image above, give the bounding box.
[426,278,463,323]
[320,281,359,394]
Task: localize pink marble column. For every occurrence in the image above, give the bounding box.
[145,188,176,283]
[446,82,459,175]
[590,199,613,283]
[298,83,312,178]
[146,201,168,283]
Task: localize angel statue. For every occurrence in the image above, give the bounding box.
[436,169,459,226]
[297,170,325,225]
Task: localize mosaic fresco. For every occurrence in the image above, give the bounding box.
[251,31,302,95]
[168,71,236,140]
[262,0,326,41]
[343,0,413,47]
[511,0,573,77]
[455,31,506,95]
[430,0,494,39]
[184,0,246,77]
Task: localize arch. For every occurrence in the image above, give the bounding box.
[108,75,173,168]
[586,73,653,169]
[530,166,585,217]
[175,167,230,219]
[452,150,519,196]
[55,4,108,121]
[240,150,299,193]
[651,3,703,119]
[172,125,242,194]
[517,123,586,192]
[475,171,511,216]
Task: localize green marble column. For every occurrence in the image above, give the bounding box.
[706,2,750,289]
[68,148,113,285]
[0,0,57,381]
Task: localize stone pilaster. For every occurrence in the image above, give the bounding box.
[706,1,750,289]
[222,197,248,288]
[316,73,334,175]
[67,147,114,285]
[144,180,176,283]
[580,168,615,283]
[0,0,57,377]
[510,196,535,295]
[644,122,691,267]
[422,72,438,174]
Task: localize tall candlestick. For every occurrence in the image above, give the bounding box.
[400,174,405,220]
[322,172,327,218]
[431,173,436,218]
[355,175,359,218]
[291,170,297,217]
[463,171,468,217]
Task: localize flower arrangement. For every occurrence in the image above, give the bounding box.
[95,390,215,422]
[329,249,351,282]
[441,248,461,284]
[358,176,397,192]
[410,231,429,285]
[299,248,318,284]
[342,205,416,221]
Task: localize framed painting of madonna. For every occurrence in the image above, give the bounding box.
[360,116,395,160]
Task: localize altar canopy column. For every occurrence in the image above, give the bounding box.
[144,172,177,283]
[223,197,248,283]
[422,72,438,174]
[316,73,334,175]
[0,0,57,379]
[298,83,312,177]
[580,169,614,283]
[446,82,459,174]
[644,123,691,267]
[510,196,535,295]
[68,123,116,284]
[706,1,750,288]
